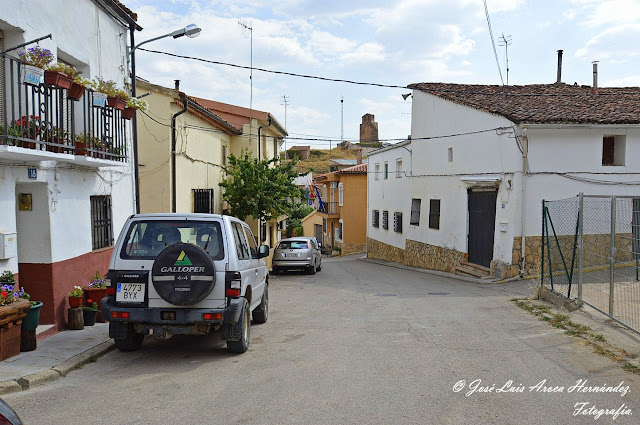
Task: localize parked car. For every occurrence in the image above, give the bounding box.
[272,237,322,275]
[0,398,21,425]
[101,214,269,354]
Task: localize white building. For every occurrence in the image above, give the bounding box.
[367,81,640,279]
[0,0,140,329]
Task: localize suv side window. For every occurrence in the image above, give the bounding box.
[231,222,250,260]
[243,226,259,258]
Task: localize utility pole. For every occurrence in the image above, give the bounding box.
[498,33,512,86]
[280,94,289,160]
[238,20,253,143]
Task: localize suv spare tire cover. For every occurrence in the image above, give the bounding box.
[152,242,216,306]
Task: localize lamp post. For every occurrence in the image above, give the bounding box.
[128,24,201,214]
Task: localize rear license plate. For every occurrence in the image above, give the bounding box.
[284,253,299,258]
[116,283,145,302]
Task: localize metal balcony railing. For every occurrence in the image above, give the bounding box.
[318,201,339,215]
[0,55,128,162]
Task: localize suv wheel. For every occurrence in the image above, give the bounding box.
[227,298,250,354]
[114,323,144,352]
[252,284,268,324]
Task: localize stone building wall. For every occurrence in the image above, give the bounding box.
[405,240,467,272]
[360,114,379,143]
[336,241,366,256]
[367,238,406,264]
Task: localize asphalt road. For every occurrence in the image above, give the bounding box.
[4,256,640,424]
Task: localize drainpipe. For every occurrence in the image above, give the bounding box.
[257,116,272,161]
[520,127,529,276]
[129,23,140,214]
[171,80,188,213]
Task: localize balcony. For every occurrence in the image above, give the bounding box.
[0,55,129,167]
[318,201,339,216]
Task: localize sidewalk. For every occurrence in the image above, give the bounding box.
[0,323,113,395]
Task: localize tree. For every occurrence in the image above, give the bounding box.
[285,202,314,237]
[220,150,305,224]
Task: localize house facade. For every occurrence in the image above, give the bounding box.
[0,0,139,329]
[367,82,640,279]
[315,163,367,255]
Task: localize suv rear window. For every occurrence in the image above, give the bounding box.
[278,241,309,249]
[120,220,225,260]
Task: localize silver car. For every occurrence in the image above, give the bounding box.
[272,237,322,275]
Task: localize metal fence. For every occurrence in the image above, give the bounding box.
[542,194,640,334]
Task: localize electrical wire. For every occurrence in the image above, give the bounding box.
[483,0,504,85]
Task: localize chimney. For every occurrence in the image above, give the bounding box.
[356,148,363,165]
[556,50,563,83]
[174,80,180,91]
[591,61,599,94]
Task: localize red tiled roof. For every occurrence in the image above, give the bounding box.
[408,82,640,125]
[113,1,138,21]
[340,163,367,174]
[191,98,269,130]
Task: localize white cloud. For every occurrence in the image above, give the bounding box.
[603,75,640,87]
[581,0,640,26]
[575,24,640,59]
[341,42,386,64]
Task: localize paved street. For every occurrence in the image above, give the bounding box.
[4,256,640,424]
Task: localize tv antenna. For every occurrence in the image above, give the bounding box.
[498,33,512,85]
[238,20,253,139]
[280,95,289,159]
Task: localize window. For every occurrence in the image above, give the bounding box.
[193,189,215,213]
[336,220,343,241]
[394,212,403,233]
[323,218,327,233]
[222,145,227,167]
[429,199,441,230]
[90,196,114,250]
[243,226,258,258]
[231,222,251,260]
[396,159,403,178]
[338,182,344,206]
[384,162,389,179]
[448,147,453,163]
[375,163,380,180]
[602,135,625,166]
[410,199,421,225]
[372,210,380,228]
[382,210,389,230]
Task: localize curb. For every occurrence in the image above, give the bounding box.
[0,341,114,395]
[359,257,498,285]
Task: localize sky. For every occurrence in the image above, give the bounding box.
[126,0,640,149]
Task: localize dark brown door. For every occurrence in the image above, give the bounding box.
[468,189,498,267]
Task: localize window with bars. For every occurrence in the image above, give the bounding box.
[336,220,343,241]
[372,209,380,228]
[382,210,389,230]
[394,212,403,233]
[90,196,114,250]
[410,199,421,225]
[193,189,215,214]
[429,199,441,230]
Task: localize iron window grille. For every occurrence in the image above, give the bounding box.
[372,210,380,228]
[394,212,403,233]
[90,195,114,250]
[193,189,215,214]
[382,210,389,230]
[410,199,421,225]
[429,199,441,230]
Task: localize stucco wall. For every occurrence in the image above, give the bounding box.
[340,173,367,246]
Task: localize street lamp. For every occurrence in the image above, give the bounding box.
[128,24,201,214]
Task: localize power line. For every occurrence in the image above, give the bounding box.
[483,0,504,85]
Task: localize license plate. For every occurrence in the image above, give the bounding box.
[116,282,145,302]
[284,253,299,258]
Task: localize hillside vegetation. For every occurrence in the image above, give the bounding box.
[283,148,359,176]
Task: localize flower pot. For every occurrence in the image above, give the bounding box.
[75,140,88,156]
[85,288,107,323]
[68,82,85,101]
[107,96,126,111]
[83,309,97,326]
[21,64,44,86]
[122,107,136,120]
[92,92,107,107]
[21,301,43,331]
[44,70,73,90]
[0,299,30,327]
[68,296,83,309]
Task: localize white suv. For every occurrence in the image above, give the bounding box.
[101,213,269,354]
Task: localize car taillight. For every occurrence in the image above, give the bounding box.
[226,288,241,297]
[112,311,129,319]
[203,313,223,320]
[226,271,241,297]
[106,287,116,296]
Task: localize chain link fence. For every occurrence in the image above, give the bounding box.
[541,194,640,334]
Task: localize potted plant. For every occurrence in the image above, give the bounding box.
[44,62,76,90]
[109,88,129,111]
[17,46,53,86]
[68,285,84,309]
[82,299,98,326]
[69,75,90,101]
[85,270,107,322]
[89,79,113,107]
[0,271,31,361]
[122,97,148,120]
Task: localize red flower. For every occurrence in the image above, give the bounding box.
[1,291,7,298]
[87,299,93,304]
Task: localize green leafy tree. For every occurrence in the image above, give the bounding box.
[220,150,305,224]
[285,202,314,237]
